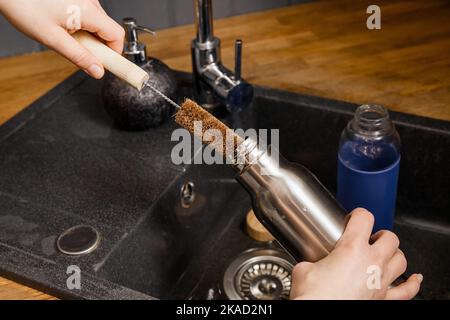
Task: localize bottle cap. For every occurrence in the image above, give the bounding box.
[246,209,275,242]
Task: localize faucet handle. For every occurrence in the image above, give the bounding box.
[235,39,242,81]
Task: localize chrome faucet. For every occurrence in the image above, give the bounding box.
[192,0,254,112]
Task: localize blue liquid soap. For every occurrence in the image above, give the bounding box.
[337,105,401,233]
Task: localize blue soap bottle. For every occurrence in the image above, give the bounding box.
[337,105,401,233]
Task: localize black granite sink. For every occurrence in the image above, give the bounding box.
[0,71,448,299]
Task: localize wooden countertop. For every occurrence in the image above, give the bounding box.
[0,0,449,300]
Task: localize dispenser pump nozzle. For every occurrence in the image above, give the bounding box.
[122,17,156,64]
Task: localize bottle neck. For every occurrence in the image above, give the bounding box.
[349,104,393,138]
[231,138,264,173]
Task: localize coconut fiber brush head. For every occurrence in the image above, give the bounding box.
[175,99,244,157]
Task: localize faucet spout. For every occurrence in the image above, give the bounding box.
[194,0,214,43]
[192,0,253,112]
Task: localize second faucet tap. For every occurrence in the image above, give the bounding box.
[191,0,254,112]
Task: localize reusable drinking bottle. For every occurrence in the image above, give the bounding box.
[337,105,401,233]
[233,139,347,262]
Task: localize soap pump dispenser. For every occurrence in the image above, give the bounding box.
[102,17,177,131]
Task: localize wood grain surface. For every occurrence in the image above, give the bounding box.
[0,0,449,299]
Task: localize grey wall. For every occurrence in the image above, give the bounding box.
[0,16,43,57]
[100,0,308,29]
[0,0,309,57]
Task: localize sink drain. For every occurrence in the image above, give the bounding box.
[223,248,294,300]
[56,225,100,256]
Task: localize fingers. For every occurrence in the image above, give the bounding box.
[47,27,104,78]
[54,0,123,77]
[371,230,400,260]
[385,273,423,300]
[87,0,110,21]
[80,3,125,53]
[339,208,374,245]
[89,0,105,12]
[290,262,313,299]
[384,249,407,285]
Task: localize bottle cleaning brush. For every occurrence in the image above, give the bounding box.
[174,99,347,262]
[73,31,347,262]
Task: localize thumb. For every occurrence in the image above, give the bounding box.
[47,27,105,79]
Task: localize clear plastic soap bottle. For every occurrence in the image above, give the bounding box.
[337,104,401,233]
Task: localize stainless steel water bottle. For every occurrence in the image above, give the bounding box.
[232,139,347,262]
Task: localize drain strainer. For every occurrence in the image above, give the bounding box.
[223,248,294,300]
[56,225,100,256]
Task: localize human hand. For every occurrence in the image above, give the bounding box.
[290,208,423,300]
[0,0,124,79]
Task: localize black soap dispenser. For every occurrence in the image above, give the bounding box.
[102,17,177,131]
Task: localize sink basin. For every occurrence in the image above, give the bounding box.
[0,71,448,299]
[97,164,257,299]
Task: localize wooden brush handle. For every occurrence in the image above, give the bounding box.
[72,31,149,90]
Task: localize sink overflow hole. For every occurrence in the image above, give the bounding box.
[180,181,196,208]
